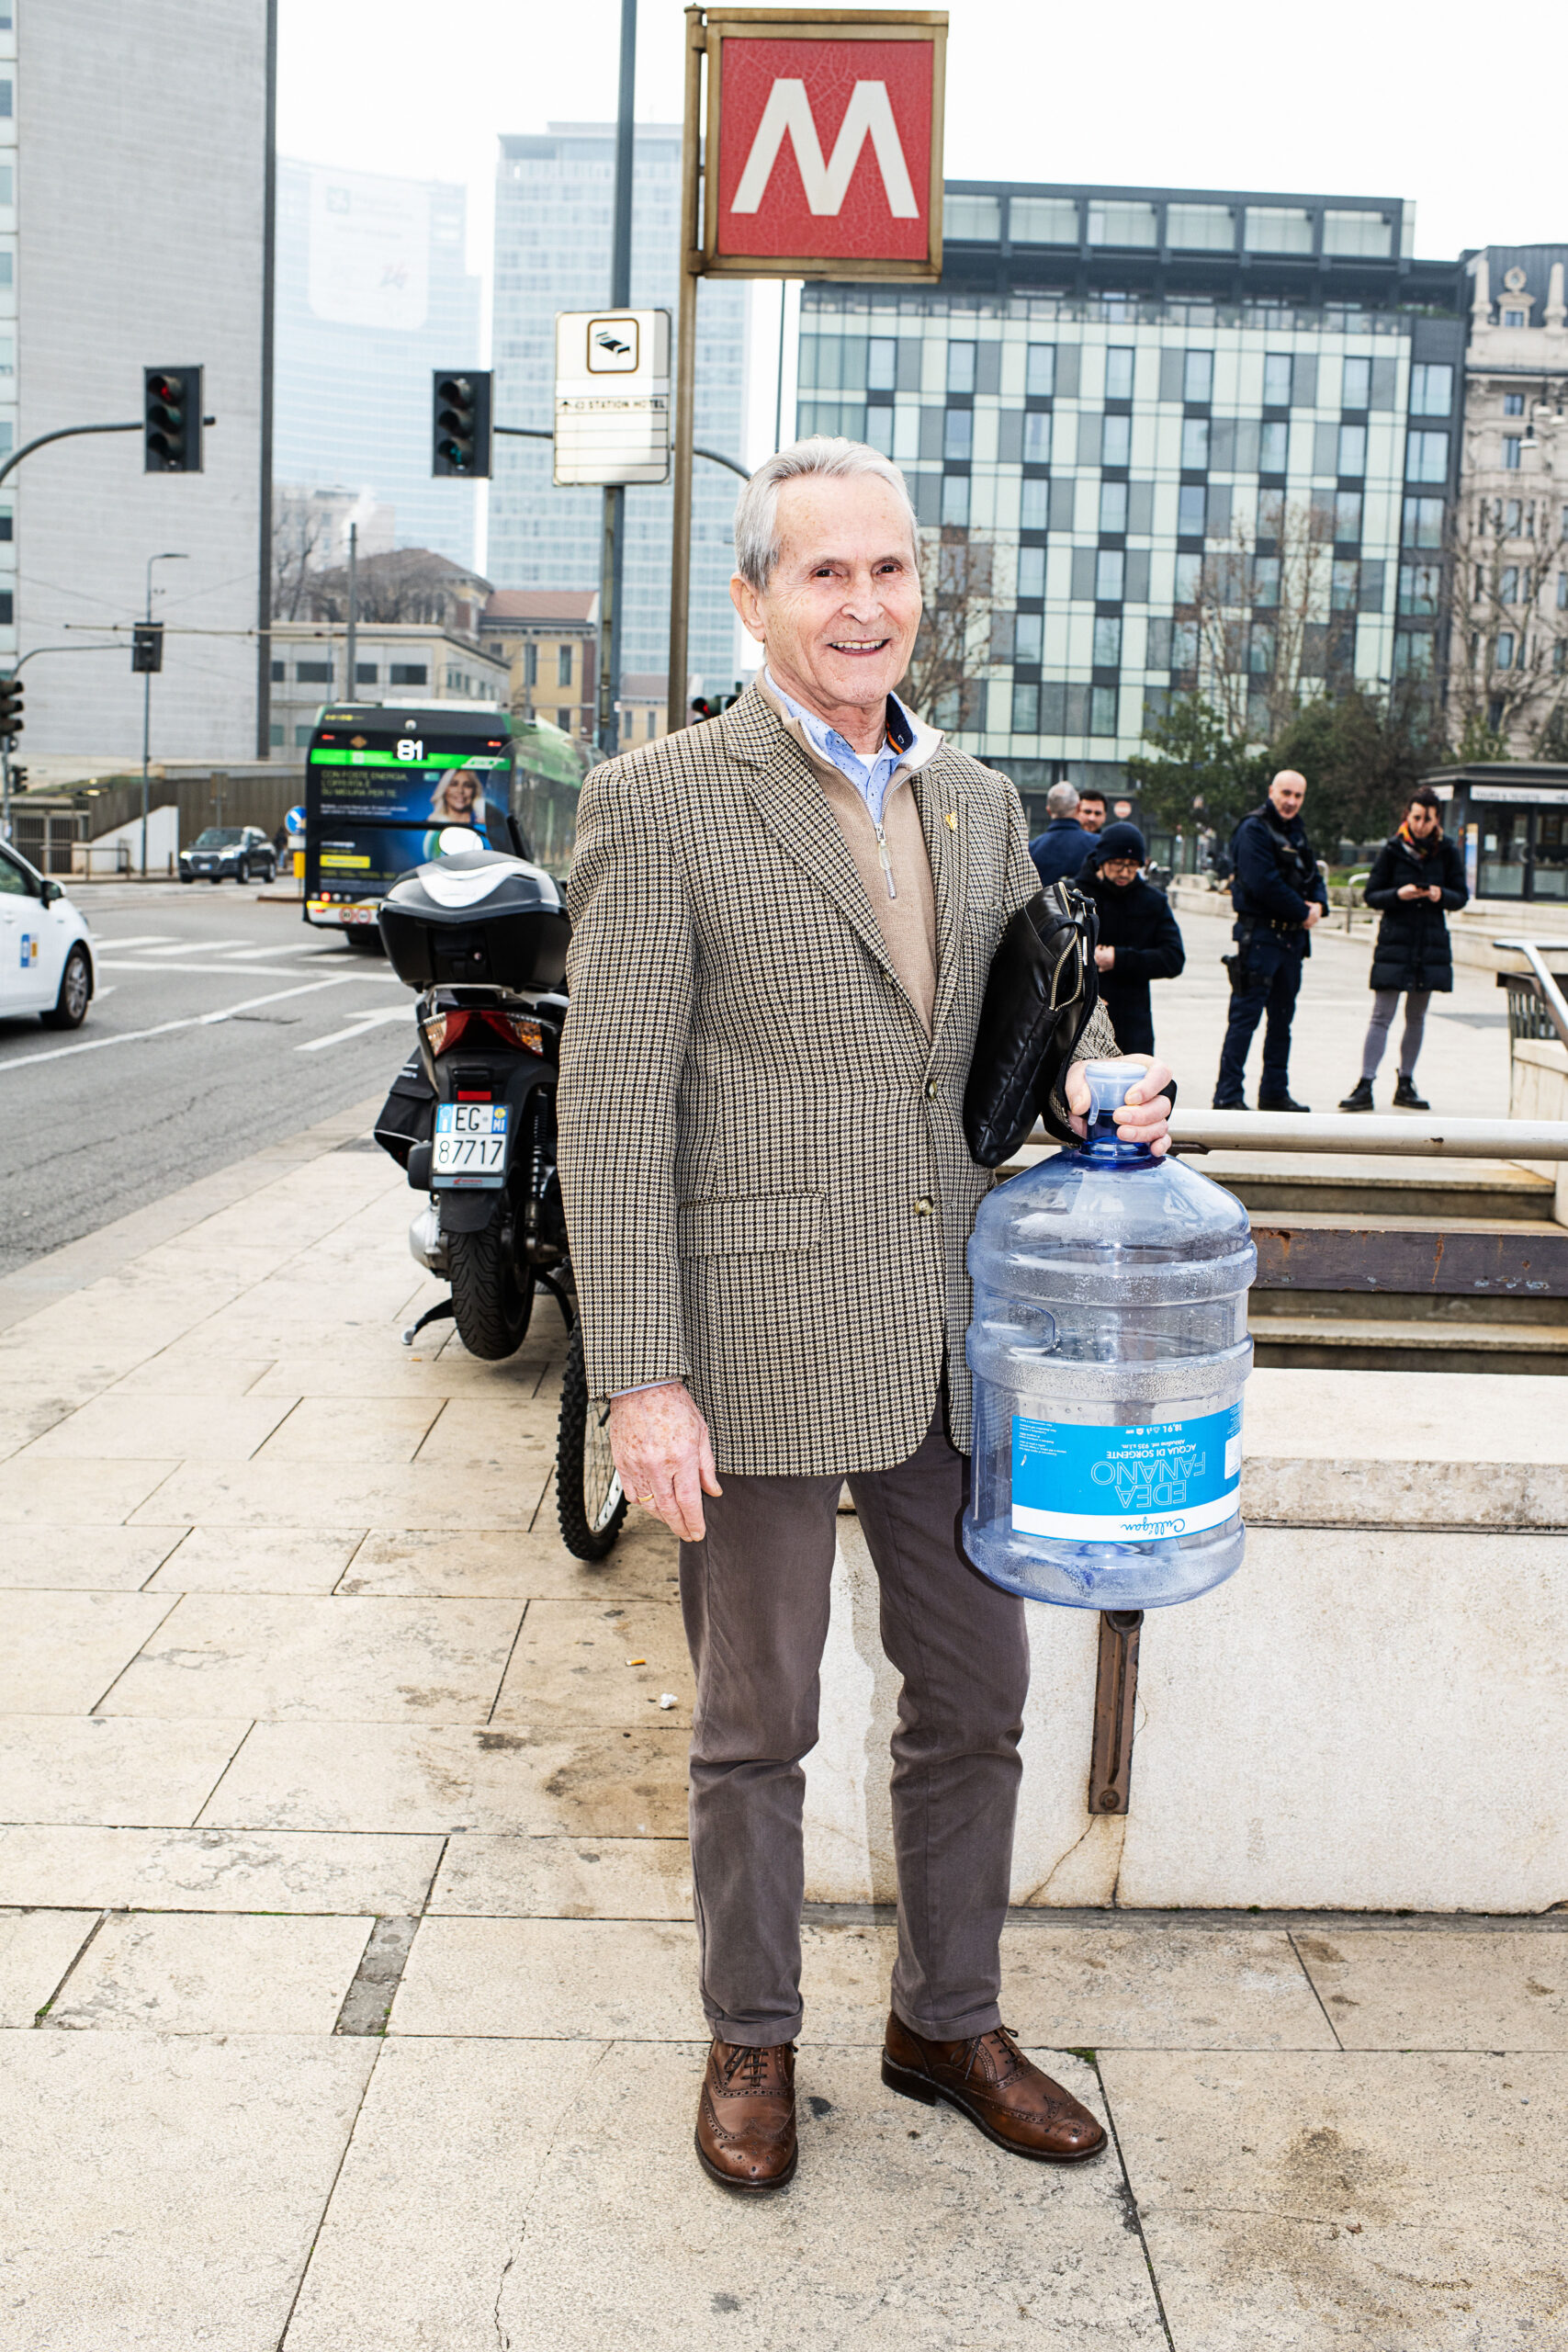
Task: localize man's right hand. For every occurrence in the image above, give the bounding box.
[608,1381,722,1544]
[1303,902,1323,929]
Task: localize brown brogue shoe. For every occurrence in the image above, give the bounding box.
[694,2039,798,2192]
[882,2014,1107,2163]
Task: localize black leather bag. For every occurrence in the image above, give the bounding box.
[963,882,1100,1168]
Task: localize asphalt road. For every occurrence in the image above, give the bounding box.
[0,881,419,1275]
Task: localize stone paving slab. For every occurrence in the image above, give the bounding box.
[491,1597,695,1728]
[0,1588,177,1713]
[334,1518,678,1602]
[428,1832,694,1919]
[44,1909,375,2034]
[0,2031,376,2350]
[0,1713,251,1826]
[0,1521,186,1589]
[143,1526,367,1595]
[0,1907,97,2025]
[1102,2048,1568,2351]
[1291,1926,1568,2052]
[0,1825,444,1915]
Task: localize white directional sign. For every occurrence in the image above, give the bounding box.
[553,310,671,486]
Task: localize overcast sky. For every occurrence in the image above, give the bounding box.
[279,0,1562,280]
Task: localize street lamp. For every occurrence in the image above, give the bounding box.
[141,550,187,875]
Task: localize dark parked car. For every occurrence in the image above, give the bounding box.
[179,826,277,885]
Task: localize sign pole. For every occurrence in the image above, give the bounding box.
[667,6,705,735]
[598,0,637,756]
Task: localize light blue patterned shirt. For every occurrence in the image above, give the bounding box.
[763,669,916,828]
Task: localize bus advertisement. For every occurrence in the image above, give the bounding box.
[302,705,591,934]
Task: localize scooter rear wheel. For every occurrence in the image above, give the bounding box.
[447,1218,535,1360]
[558,1321,628,1561]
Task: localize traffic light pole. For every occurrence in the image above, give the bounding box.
[668,7,705,737]
[0,418,141,490]
[596,0,637,759]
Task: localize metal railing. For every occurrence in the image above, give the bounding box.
[1167,1111,1568,1159]
[1494,939,1568,1052]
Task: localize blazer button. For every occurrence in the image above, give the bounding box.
[924,1078,940,1102]
[913,1195,934,1216]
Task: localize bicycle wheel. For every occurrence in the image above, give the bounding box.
[557,1319,627,1560]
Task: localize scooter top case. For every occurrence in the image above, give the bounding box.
[379,841,570,991]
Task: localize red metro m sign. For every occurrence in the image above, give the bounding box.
[704,13,946,279]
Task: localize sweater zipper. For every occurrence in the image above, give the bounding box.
[874,820,897,900]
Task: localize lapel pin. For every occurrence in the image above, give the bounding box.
[944,809,958,831]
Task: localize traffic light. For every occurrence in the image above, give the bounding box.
[143,367,204,472]
[0,675,22,739]
[131,624,164,674]
[432,370,492,477]
[691,691,740,723]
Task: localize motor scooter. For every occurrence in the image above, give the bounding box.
[374,832,626,1560]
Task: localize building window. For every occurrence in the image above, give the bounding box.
[1323,209,1390,257]
[1500,566,1520,604]
[864,407,895,459]
[1257,419,1288,473]
[1262,353,1292,407]
[1399,560,1441,617]
[1089,685,1118,736]
[1022,411,1051,465]
[1248,624,1276,674]
[1505,499,1523,536]
[867,337,897,392]
[1167,203,1234,251]
[1402,496,1444,548]
[1025,344,1055,397]
[1554,641,1567,674]
[941,474,970,527]
[946,341,976,395]
[1088,199,1156,247]
[355,662,378,684]
[555,707,571,730]
[523,643,537,687]
[1244,206,1314,254]
[1331,560,1359,612]
[944,196,999,241]
[1177,485,1206,539]
[1092,615,1122,666]
[1101,413,1131,467]
[1105,348,1134,401]
[1407,431,1450,482]
[389,663,427,685]
[1015,612,1043,663]
[1337,424,1367,478]
[1011,683,1039,733]
[1020,477,1048,530]
[1495,633,1516,670]
[1095,549,1124,602]
[270,661,285,683]
[1183,351,1213,404]
[1099,480,1127,534]
[1018,546,1044,599]
[1171,619,1199,668]
[1502,308,1526,328]
[0,81,11,119]
[294,725,314,747]
[296,662,333,684]
[1393,632,1434,680]
[1412,364,1454,416]
[1502,435,1523,470]
[1558,571,1568,611]
[1252,556,1280,607]
[1180,417,1210,470]
[943,408,973,461]
[1010,196,1079,245]
[1503,391,1525,418]
[1342,356,1371,409]
[558,644,574,687]
[0,166,11,205]
[270,723,284,747]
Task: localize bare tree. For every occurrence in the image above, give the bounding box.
[899,526,996,731]
[1170,495,1341,744]
[304,548,491,631]
[272,492,330,621]
[1441,488,1568,757]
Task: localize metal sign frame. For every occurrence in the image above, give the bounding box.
[553,308,672,488]
[700,10,946,282]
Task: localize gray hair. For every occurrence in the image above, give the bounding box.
[1046,782,1080,820]
[733,436,919,594]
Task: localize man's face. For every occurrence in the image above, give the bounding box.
[1099,854,1140,888]
[1078,797,1107,833]
[1269,772,1307,821]
[729,474,922,719]
[1406,800,1439,838]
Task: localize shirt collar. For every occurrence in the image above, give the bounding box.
[762,669,917,777]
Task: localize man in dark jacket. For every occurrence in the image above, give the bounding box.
[1029,782,1093,888]
[1339,787,1468,1111]
[1213,770,1328,1110]
[1083,822,1185,1056]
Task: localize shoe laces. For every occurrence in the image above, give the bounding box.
[964,2026,1025,2086]
[720,2042,789,2092]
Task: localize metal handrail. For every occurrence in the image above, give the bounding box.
[1167,1111,1568,1159]
[1493,939,1568,1051]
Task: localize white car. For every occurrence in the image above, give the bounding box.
[0,838,95,1029]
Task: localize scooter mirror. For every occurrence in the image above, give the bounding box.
[434,826,484,859]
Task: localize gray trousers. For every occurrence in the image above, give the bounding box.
[678,1406,1030,2049]
[1361,987,1431,1080]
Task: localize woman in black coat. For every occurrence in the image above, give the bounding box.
[1083,822,1186,1056]
[1339,787,1468,1112]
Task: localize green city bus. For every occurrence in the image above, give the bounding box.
[302,703,592,937]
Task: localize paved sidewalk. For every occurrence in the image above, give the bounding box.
[2,1089,1566,2349]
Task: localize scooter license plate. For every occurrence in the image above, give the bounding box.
[432,1102,509,1187]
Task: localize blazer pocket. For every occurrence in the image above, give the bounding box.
[677,1193,827,1257]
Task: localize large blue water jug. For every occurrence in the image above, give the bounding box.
[964,1059,1256,1609]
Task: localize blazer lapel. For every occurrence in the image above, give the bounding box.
[914,755,967,1043]
[739,729,902,987]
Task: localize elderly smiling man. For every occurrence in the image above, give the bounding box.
[558,438,1174,2193]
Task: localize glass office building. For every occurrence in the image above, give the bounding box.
[275,161,482,570]
[797,184,1463,811]
[491,124,749,695]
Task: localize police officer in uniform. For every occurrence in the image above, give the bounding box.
[1212,769,1327,1111]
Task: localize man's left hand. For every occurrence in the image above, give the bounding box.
[1065,1057,1174,1158]
[1094,944,1116,971]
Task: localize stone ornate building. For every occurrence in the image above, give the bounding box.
[1453,246,1568,762]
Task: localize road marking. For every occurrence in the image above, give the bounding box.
[88,935,177,951]
[144,939,250,956]
[297,1005,414,1053]
[0,976,364,1075]
[96,959,402,983]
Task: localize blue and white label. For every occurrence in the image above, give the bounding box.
[1011,1406,1243,1544]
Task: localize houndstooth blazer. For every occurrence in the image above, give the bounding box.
[556,684,1116,1477]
